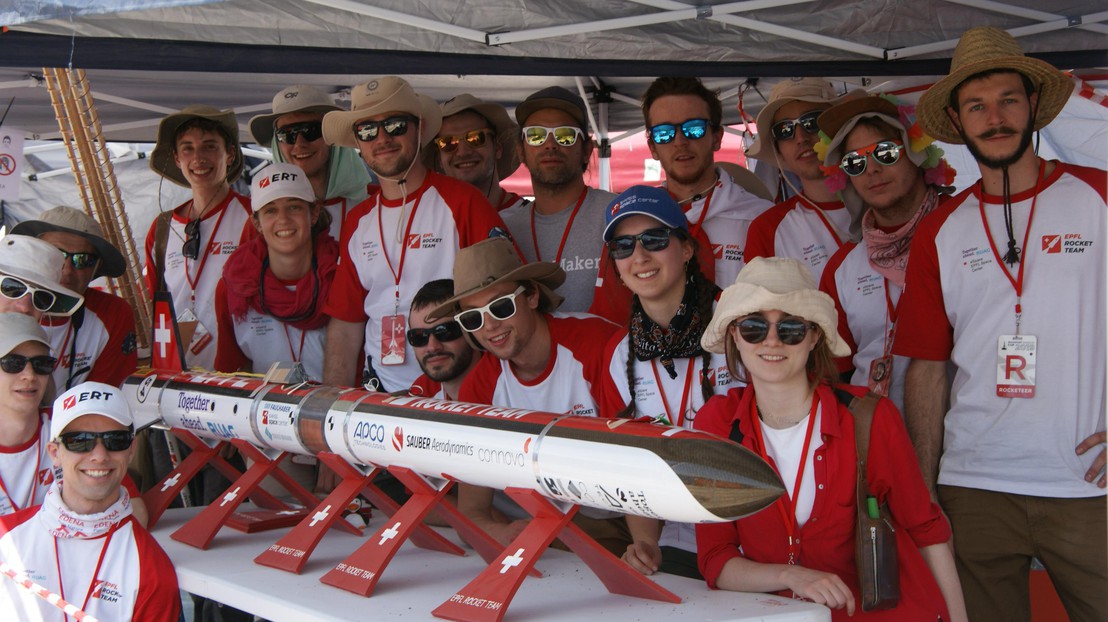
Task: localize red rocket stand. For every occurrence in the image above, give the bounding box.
[170,439,355,550]
[433,488,680,622]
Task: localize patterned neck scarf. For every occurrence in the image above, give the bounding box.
[862,186,939,288]
[629,271,717,378]
[40,482,131,540]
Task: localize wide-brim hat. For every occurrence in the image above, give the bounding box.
[11,206,126,279]
[917,26,1074,144]
[150,104,244,188]
[514,86,588,128]
[426,237,565,322]
[701,257,850,357]
[747,78,864,162]
[51,382,134,441]
[426,93,521,180]
[817,96,928,169]
[0,312,51,357]
[249,85,342,146]
[0,235,84,316]
[322,77,442,149]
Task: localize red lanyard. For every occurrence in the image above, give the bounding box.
[184,200,231,297]
[649,358,696,427]
[807,201,845,247]
[0,431,43,512]
[282,324,306,363]
[52,323,74,372]
[376,194,424,316]
[323,196,350,229]
[978,161,1045,335]
[748,391,819,565]
[882,280,899,358]
[54,523,118,620]
[681,186,716,234]
[531,187,587,263]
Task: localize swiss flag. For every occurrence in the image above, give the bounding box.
[151,292,186,371]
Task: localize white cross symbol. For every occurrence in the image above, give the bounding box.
[220,486,241,507]
[378,521,401,545]
[159,473,181,492]
[309,505,331,527]
[500,548,526,574]
[154,313,172,358]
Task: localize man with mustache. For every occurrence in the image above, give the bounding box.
[896,27,1106,622]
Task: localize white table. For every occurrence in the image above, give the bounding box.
[152,508,830,622]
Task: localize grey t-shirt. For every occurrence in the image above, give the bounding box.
[501,187,615,313]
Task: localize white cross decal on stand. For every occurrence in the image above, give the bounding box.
[500,548,526,574]
[159,473,181,492]
[220,486,241,507]
[378,522,401,545]
[309,505,332,527]
[154,314,172,359]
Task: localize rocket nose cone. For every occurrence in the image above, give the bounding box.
[673,439,786,520]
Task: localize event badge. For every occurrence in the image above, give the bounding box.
[996,335,1036,398]
[177,308,213,356]
[380,315,406,365]
[868,355,893,397]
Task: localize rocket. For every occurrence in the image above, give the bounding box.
[123,369,784,524]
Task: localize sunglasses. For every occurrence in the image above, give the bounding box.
[57,249,100,271]
[0,353,57,375]
[274,121,324,145]
[56,430,134,453]
[770,110,822,142]
[454,285,526,333]
[839,140,904,177]
[522,126,582,148]
[649,118,710,145]
[0,276,58,313]
[732,316,816,346]
[406,320,464,347]
[182,219,201,261]
[353,115,415,143]
[608,227,679,260]
[434,128,493,153]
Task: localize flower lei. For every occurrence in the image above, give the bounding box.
[815,93,956,194]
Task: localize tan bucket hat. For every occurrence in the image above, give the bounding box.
[701,257,849,357]
[322,77,442,149]
[917,27,1074,145]
[747,78,863,162]
[11,206,126,279]
[249,85,342,146]
[426,94,521,180]
[149,104,244,188]
[426,237,564,322]
[0,312,51,357]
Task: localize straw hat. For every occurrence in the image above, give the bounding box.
[747,78,862,161]
[917,27,1074,145]
[322,77,442,149]
[426,94,521,181]
[249,85,342,146]
[149,105,243,188]
[426,237,564,322]
[701,257,849,357]
[12,205,126,279]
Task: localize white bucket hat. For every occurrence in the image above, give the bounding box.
[0,235,84,316]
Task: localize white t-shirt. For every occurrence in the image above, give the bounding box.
[761,409,823,528]
[745,194,852,283]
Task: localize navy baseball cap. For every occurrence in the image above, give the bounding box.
[603,185,689,242]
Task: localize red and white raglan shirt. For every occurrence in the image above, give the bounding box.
[213,280,327,381]
[0,413,52,517]
[143,191,253,370]
[409,374,448,400]
[821,241,908,411]
[744,194,852,283]
[0,485,180,621]
[42,288,138,392]
[894,162,1107,498]
[323,172,509,392]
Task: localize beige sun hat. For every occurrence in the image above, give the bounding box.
[249,85,342,146]
[426,237,564,323]
[917,27,1074,145]
[11,206,126,279]
[701,257,849,357]
[426,93,521,181]
[0,312,51,357]
[747,78,864,162]
[322,77,442,149]
[149,105,244,188]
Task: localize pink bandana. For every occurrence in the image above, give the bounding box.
[862,187,939,288]
[40,482,131,540]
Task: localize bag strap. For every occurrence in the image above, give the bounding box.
[834,387,882,509]
[153,211,173,293]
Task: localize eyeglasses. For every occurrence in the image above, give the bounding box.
[0,353,56,375]
[454,286,526,333]
[608,227,679,260]
[353,116,415,143]
[522,126,582,148]
[182,219,201,261]
[0,276,58,313]
[56,249,99,271]
[839,140,904,177]
[434,129,493,153]
[406,320,464,347]
[274,121,324,145]
[770,110,822,142]
[649,119,710,145]
[732,316,816,346]
[56,430,134,453]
